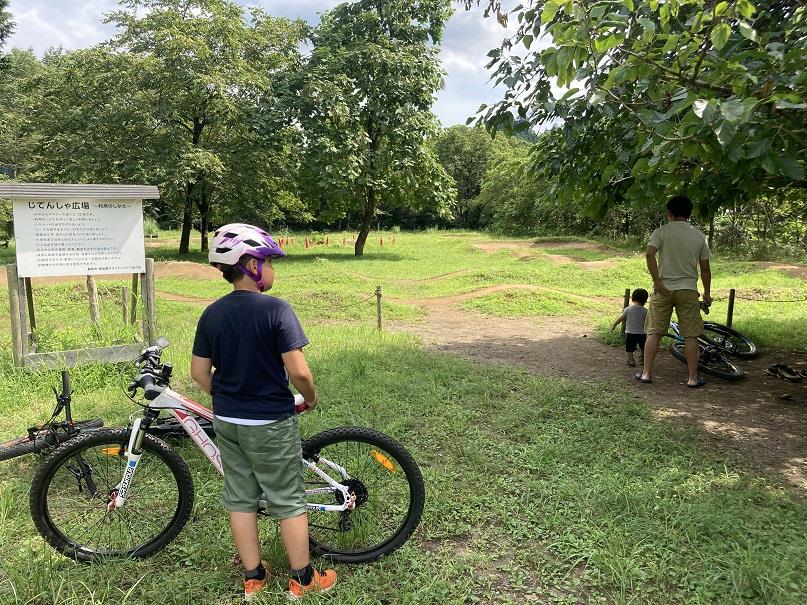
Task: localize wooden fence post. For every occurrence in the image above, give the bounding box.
[376,285,382,331]
[129,274,139,325]
[621,288,630,336]
[140,258,157,344]
[24,277,36,332]
[87,275,100,325]
[6,264,23,366]
[726,288,736,328]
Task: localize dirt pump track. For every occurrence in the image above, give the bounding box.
[4,253,806,490]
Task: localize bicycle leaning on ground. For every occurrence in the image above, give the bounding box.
[28,338,425,564]
[0,372,103,462]
[664,303,758,381]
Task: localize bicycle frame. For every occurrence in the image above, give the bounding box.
[111,388,355,514]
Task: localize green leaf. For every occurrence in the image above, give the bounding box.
[541,0,562,24]
[622,0,635,10]
[774,99,807,110]
[777,154,805,180]
[738,22,757,42]
[594,34,621,53]
[523,34,534,49]
[719,98,745,123]
[710,23,731,51]
[714,2,729,16]
[714,120,736,146]
[737,0,757,19]
[693,99,718,123]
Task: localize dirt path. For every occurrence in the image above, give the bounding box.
[388,304,807,490]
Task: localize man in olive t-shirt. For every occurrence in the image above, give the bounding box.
[638,195,712,388]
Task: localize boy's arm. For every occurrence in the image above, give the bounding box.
[611,313,625,330]
[699,258,712,305]
[645,245,670,296]
[190,355,213,395]
[282,348,318,408]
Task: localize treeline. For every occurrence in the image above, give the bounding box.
[0,0,455,256]
[434,125,807,257]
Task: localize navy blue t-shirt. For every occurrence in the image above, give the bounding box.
[192,290,309,420]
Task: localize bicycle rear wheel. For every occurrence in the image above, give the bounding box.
[0,419,103,462]
[30,428,194,561]
[670,341,744,380]
[701,323,758,358]
[302,427,425,564]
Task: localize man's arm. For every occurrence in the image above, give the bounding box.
[190,355,213,395]
[282,348,318,408]
[645,245,670,296]
[699,258,712,305]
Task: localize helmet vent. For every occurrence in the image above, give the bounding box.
[215,246,232,254]
[243,239,261,246]
[223,232,238,238]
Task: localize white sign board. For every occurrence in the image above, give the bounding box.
[13,199,146,277]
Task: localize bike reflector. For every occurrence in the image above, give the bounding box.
[372,450,396,472]
[101,447,122,456]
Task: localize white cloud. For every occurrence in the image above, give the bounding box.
[5,0,532,126]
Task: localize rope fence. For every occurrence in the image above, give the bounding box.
[621,286,807,328]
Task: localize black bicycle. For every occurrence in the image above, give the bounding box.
[0,371,103,462]
[667,322,744,380]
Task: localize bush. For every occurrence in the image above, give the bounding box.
[143,215,160,238]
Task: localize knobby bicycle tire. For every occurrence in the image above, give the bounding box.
[30,428,194,562]
[670,341,744,381]
[301,426,425,564]
[0,419,103,462]
[701,323,758,359]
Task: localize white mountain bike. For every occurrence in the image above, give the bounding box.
[29,338,425,564]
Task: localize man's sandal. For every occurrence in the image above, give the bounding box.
[766,364,802,382]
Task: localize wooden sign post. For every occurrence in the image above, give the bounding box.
[1,183,160,369]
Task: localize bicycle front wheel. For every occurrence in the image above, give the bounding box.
[30,428,194,561]
[670,341,744,380]
[302,427,425,563]
[701,323,758,358]
[0,419,103,462]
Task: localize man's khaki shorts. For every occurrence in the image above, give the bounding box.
[213,415,306,519]
[645,289,703,338]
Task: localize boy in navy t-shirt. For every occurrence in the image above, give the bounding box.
[190,223,336,601]
[611,288,649,367]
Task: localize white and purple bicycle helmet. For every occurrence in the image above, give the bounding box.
[209,223,285,292]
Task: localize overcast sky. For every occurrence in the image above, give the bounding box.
[6,0,519,127]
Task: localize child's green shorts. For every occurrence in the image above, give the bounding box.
[213,415,306,519]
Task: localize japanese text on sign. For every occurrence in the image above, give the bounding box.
[13,199,146,277]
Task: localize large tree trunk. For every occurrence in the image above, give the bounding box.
[354,187,375,256]
[179,181,194,255]
[197,184,211,252]
[179,118,205,255]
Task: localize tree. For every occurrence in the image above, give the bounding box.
[106,0,306,253]
[293,0,456,256]
[0,0,13,70]
[434,126,493,226]
[465,1,807,216]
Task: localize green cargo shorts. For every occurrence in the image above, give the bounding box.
[213,415,306,519]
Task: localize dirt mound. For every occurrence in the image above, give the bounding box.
[756,262,807,282]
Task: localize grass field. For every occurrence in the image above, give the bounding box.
[1,231,806,604]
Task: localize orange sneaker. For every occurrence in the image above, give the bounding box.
[288,569,337,600]
[244,560,269,602]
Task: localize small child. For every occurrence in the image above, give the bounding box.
[611,288,649,367]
